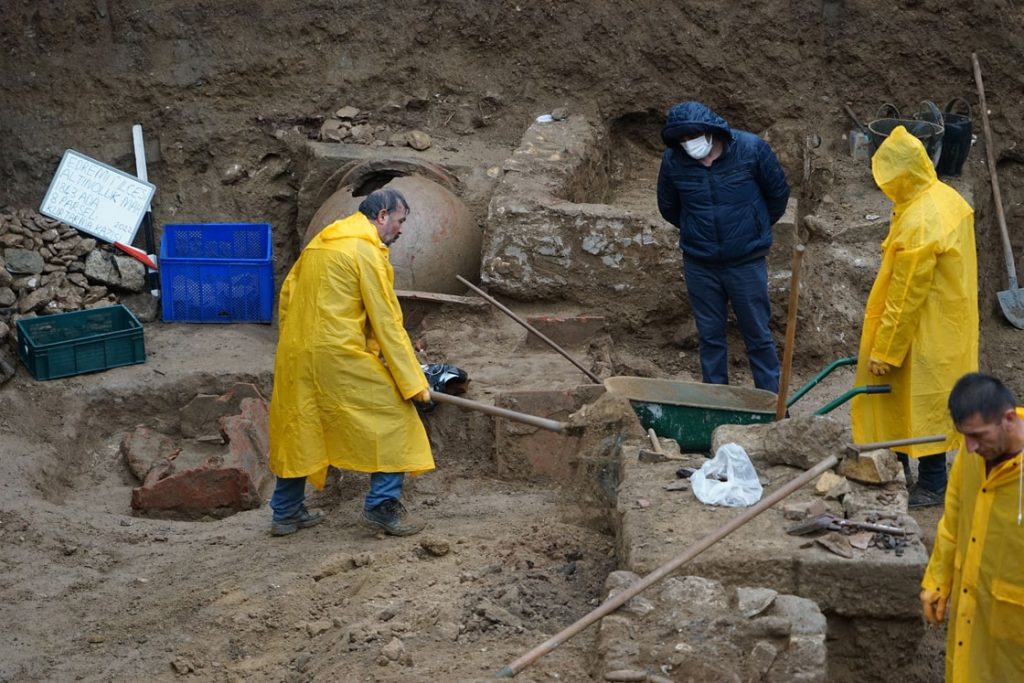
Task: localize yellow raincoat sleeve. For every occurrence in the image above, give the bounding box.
[870,240,938,367]
[922,439,963,599]
[356,242,429,400]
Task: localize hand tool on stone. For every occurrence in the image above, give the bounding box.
[973,52,1024,328]
[456,274,602,384]
[494,455,839,678]
[844,433,946,459]
[775,244,805,419]
[786,512,906,537]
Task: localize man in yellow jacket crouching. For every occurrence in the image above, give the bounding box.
[921,372,1024,681]
[267,188,433,537]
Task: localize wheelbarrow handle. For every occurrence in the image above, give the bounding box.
[812,384,891,416]
[786,356,858,408]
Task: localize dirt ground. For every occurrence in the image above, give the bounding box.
[4,1,1024,682]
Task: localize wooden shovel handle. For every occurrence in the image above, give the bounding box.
[776,245,806,420]
[973,52,1018,289]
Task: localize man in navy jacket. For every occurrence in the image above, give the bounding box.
[657,100,791,392]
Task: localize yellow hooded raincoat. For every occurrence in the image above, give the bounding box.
[922,409,1024,682]
[268,212,432,490]
[851,126,978,457]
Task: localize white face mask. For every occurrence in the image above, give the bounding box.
[682,134,713,159]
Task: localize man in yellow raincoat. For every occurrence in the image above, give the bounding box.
[267,188,433,537]
[921,372,1024,681]
[851,125,978,507]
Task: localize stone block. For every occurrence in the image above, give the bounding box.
[842,481,909,517]
[711,415,848,470]
[839,448,903,484]
[479,115,684,325]
[612,445,928,680]
[494,384,605,481]
[180,383,266,439]
[523,315,606,348]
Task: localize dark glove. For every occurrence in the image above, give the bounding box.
[416,363,470,413]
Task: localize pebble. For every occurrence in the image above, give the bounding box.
[604,670,647,682]
[419,536,450,557]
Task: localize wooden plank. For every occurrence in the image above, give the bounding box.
[395,290,487,306]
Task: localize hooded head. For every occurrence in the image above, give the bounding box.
[661,101,731,147]
[871,126,937,204]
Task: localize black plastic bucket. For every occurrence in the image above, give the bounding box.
[868,120,944,165]
[936,98,972,177]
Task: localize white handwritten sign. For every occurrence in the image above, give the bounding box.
[39,149,156,245]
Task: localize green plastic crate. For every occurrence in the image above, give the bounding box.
[16,305,146,380]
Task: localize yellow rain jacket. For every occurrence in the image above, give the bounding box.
[922,409,1024,682]
[268,212,432,490]
[851,126,978,456]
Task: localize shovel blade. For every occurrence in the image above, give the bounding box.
[997,289,1024,329]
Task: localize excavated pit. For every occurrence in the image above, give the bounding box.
[6,4,1024,680]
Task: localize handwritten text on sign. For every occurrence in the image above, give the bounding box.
[39,149,156,245]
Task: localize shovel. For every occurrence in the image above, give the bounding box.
[973,52,1024,328]
[786,512,906,537]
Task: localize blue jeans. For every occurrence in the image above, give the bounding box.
[269,472,405,521]
[683,257,780,392]
[897,453,947,493]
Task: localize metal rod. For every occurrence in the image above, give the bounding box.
[429,392,565,433]
[495,454,840,678]
[972,52,1018,289]
[786,356,857,408]
[456,275,602,384]
[776,244,805,420]
[847,434,947,453]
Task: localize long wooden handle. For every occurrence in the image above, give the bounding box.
[775,244,805,420]
[972,52,1018,289]
[495,454,839,678]
[429,392,566,433]
[456,275,603,384]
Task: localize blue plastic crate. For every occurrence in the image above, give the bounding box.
[160,223,274,323]
[17,305,146,380]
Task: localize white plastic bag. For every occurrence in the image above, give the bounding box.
[691,443,763,507]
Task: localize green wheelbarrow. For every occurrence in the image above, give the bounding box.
[604,356,888,452]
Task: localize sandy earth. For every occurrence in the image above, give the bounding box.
[4,1,1024,681]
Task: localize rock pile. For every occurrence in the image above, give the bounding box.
[318,105,432,150]
[597,572,827,683]
[0,206,152,381]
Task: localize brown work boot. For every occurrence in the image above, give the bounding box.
[361,499,425,536]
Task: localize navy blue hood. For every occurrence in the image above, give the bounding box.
[661,101,732,147]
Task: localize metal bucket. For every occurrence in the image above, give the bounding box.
[936,97,972,177]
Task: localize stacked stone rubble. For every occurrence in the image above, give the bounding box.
[0,206,150,381]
